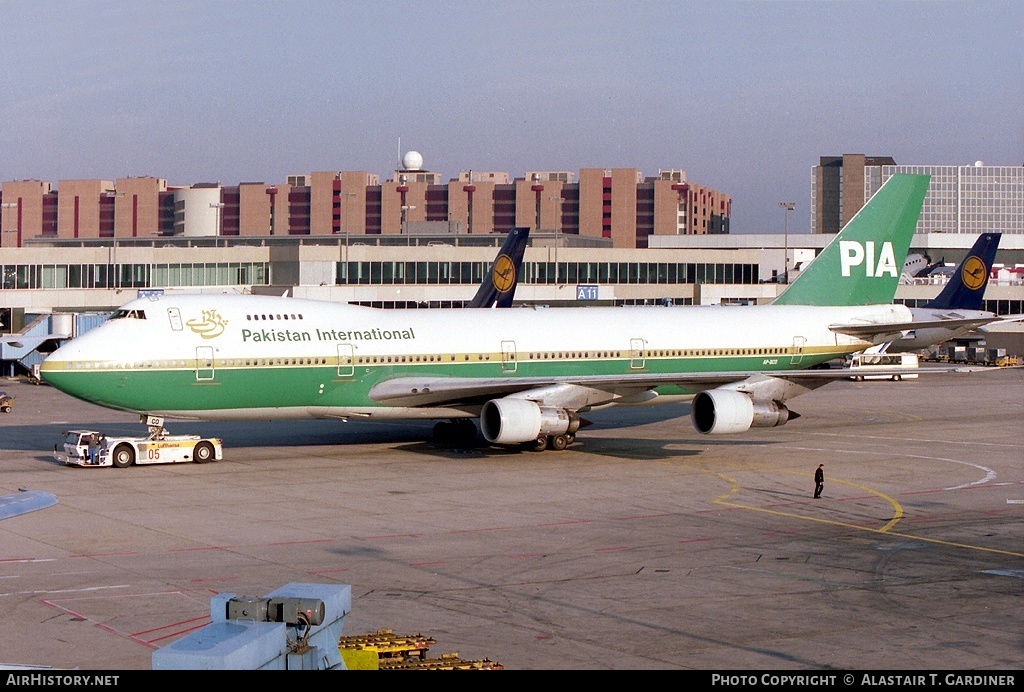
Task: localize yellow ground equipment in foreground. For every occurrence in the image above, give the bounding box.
[338,629,503,670]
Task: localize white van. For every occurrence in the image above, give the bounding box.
[847,352,919,381]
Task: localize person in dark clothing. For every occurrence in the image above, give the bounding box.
[814,464,824,498]
[88,434,100,465]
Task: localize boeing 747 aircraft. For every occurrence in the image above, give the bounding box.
[42,174,951,451]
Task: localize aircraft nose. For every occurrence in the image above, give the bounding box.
[39,345,67,382]
[44,339,77,363]
[40,334,93,382]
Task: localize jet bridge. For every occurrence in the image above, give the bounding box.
[0,312,77,377]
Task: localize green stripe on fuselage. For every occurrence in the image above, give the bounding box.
[40,346,849,414]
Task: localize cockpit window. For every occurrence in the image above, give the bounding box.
[109,309,147,320]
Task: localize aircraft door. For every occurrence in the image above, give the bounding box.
[790,336,806,365]
[630,338,646,369]
[337,343,354,378]
[167,308,183,331]
[195,346,214,381]
[501,340,517,373]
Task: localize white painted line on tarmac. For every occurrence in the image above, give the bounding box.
[0,585,130,598]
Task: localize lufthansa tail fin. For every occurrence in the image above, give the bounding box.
[926,233,1000,310]
[467,226,530,308]
[773,174,930,307]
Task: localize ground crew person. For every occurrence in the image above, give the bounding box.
[88,434,99,465]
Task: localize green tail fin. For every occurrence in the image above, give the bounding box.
[774,174,930,306]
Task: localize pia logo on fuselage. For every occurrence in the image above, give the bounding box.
[960,256,988,291]
[491,254,516,293]
[839,241,898,278]
[186,309,228,339]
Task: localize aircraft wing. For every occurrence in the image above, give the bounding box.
[370,372,751,407]
[979,313,1024,330]
[368,366,981,410]
[829,315,999,340]
[0,489,57,520]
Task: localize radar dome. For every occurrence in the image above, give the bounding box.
[402,151,424,171]
[974,160,984,167]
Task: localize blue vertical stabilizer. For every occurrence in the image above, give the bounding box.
[927,233,1000,310]
[467,227,530,308]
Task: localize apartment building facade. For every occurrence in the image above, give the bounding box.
[0,163,731,249]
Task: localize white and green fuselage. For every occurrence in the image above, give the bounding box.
[40,295,909,420]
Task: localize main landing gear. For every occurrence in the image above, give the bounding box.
[527,433,575,452]
[433,421,578,452]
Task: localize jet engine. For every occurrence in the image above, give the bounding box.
[480,398,581,445]
[691,389,797,435]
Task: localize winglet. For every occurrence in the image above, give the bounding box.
[467,227,530,308]
[927,233,1000,310]
[774,174,930,306]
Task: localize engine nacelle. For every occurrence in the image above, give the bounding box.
[691,389,795,435]
[480,398,580,444]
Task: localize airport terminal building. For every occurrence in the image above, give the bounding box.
[1,156,1022,374]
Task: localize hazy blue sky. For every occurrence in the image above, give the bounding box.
[2,1,1021,233]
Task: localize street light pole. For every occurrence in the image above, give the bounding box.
[549,196,564,234]
[400,205,416,236]
[340,191,356,235]
[0,202,17,248]
[777,201,795,283]
[210,202,225,235]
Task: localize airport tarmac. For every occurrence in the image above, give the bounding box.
[0,369,1021,671]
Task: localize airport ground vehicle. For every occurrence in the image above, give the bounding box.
[0,391,13,412]
[846,352,920,381]
[54,417,223,468]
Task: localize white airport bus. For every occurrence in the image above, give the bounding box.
[847,352,920,381]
